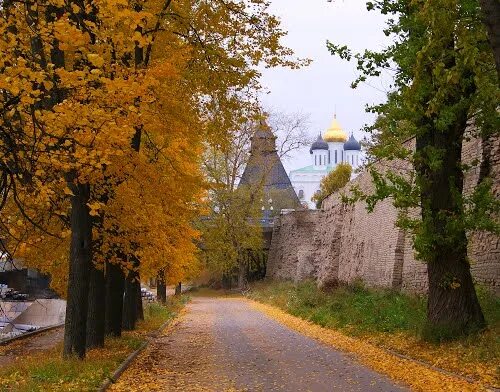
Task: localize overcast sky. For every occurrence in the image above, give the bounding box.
[260,0,392,172]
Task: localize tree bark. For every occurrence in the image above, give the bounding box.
[156,269,167,303]
[105,261,125,337]
[478,0,500,81]
[426,244,486,336]
[175,282,182,296]
[416,117,486,337]
[63,181,92,359]
[86,263,105,348]
[237,252,247,289]
[136,279,144,321]
[122,268,138,331]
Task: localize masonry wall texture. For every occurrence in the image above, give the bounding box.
[267,133,500,295]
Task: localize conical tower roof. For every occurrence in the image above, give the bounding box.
[239,119,300,207]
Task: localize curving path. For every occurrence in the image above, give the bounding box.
[110,297,407,392]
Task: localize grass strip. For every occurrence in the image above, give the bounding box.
[0,296,188,392]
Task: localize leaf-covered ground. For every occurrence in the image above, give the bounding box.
[110,296,405,391]
[248,281,499,389]
[0,299,186,392]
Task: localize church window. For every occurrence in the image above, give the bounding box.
[328,151,330,164]
[315,155,317,165]
[352,155,354,165]
[298,189,304,199]
[335,150,337,163]
[356,155,359,166]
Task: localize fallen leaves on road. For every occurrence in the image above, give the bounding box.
[249,300,490,392]
[109,304,241,392]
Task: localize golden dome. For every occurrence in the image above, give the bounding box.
[324,116,348,143]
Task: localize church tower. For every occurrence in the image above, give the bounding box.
[289,113,363,208]
[323,114,348,165]
[310,134,329,169]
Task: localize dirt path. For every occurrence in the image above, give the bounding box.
[110,297,406,391]
[0,327,64,367]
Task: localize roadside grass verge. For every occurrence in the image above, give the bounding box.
[0,296,188,392]
[248,280,499,387]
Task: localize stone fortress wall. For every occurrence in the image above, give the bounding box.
[266,133,500,294]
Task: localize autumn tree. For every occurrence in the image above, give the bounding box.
[328,0,499,337]
[199,111,309,288]
[1,0,306,359]
[312,163,352,209]
[0,0,152,357]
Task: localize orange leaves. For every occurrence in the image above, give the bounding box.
[86,54,105,68]
[87,201,105,217]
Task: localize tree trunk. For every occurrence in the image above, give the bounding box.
[427,245,486,337]
[221,273,231,290]
[122,270,138,331]
[237,253,247,289]
[86,263,105,348]
[478,0,500,81]
[63,181,92,359]
[156,269,167,303]
[136,278,144,321]
[175,282,182,296]
[105,261,125,337]
[416,118,486,338]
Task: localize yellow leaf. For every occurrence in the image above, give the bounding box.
[87,53,105,68]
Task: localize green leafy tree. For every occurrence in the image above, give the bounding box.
[328,0,499,338]
[312,163,352,209]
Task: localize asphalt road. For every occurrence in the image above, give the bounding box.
[110,297,407,392]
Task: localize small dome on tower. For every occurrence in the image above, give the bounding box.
[324,115,348,143]
[309,134,329,154]
[344,134,361,151]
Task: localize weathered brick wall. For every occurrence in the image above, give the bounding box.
[267,134,499,294]
[267,211,322,282]
[465,133,500,293]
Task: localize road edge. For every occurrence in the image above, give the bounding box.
[97,314,180,392]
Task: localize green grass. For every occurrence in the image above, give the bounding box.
[0,296,187,392]
[249,280,500,336]
[249,280,428,335]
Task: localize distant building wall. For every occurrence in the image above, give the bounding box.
[267,134,500,295]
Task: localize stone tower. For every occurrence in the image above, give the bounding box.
[239,119,300,210]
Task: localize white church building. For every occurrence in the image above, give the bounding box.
[289,115,362,209]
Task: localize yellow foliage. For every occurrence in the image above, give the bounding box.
[0,0,306,296]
